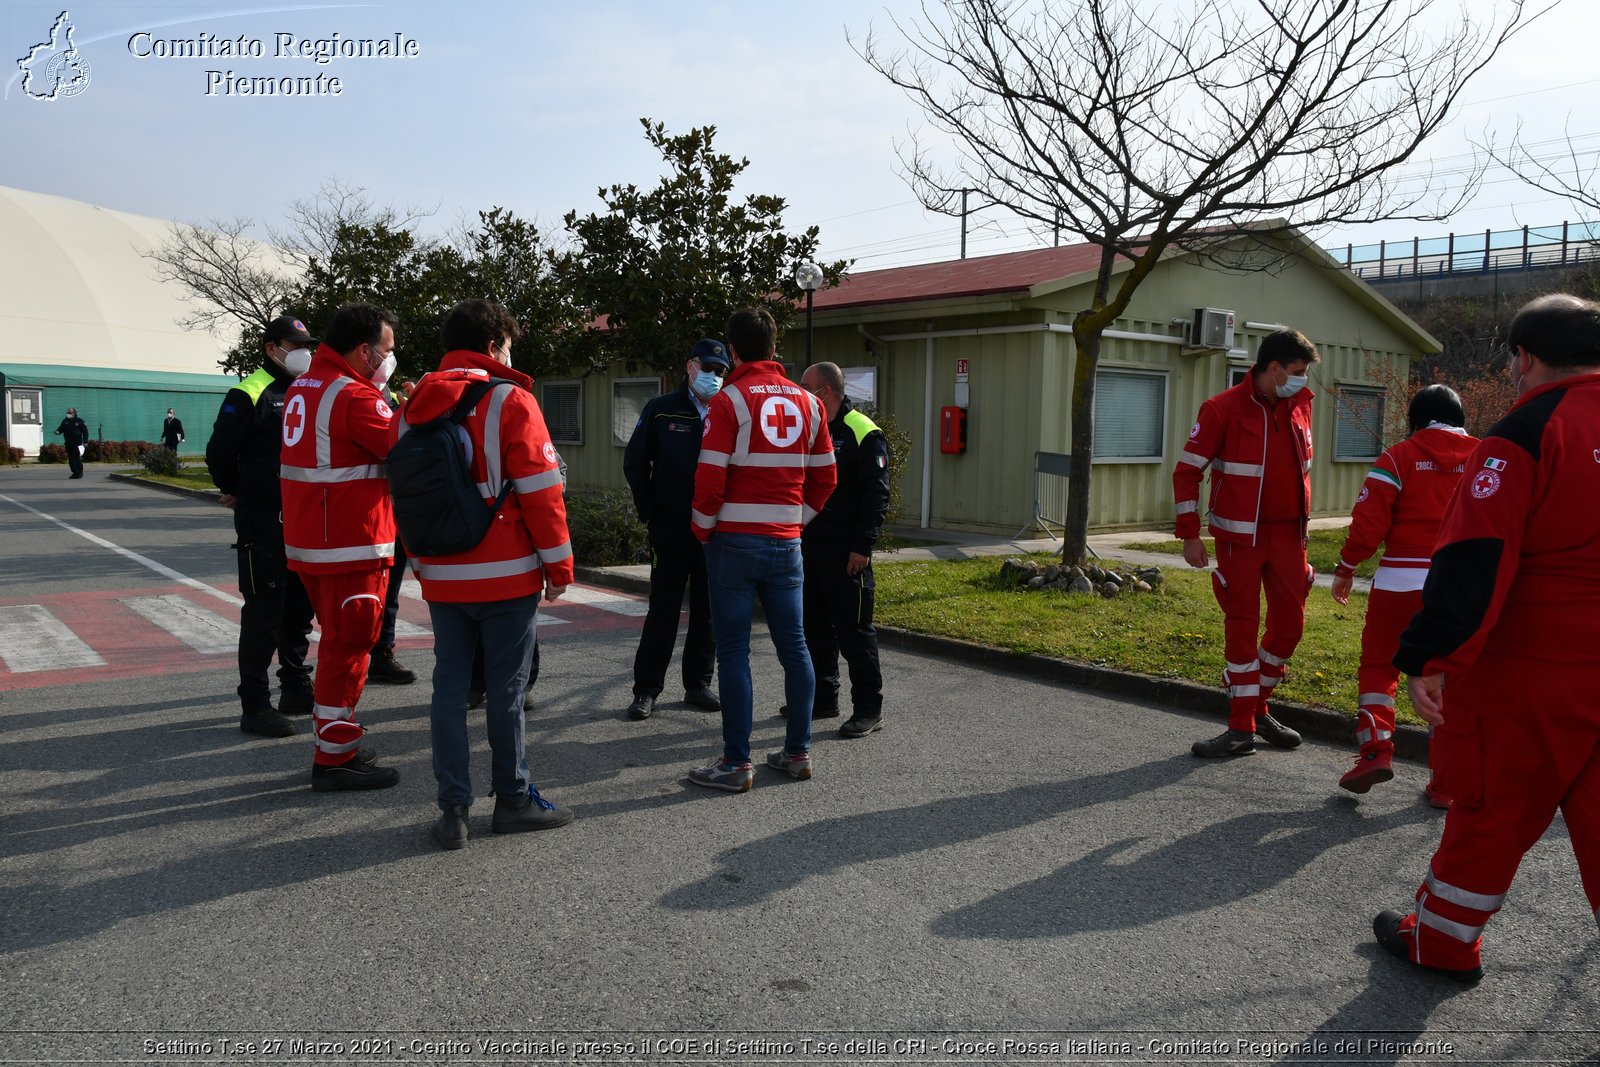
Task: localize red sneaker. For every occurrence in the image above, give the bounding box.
[1424,779,1453,810]
[1339,748,1394,793]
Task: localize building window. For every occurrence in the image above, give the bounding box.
[542,380,582,445]
[1228,365,1250,389]
[612,377,661,445]
[843,366,877,403]
[1093,368,1167,462]
[1335,385,1386,461]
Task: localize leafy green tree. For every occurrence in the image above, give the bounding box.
[561,119,849,374]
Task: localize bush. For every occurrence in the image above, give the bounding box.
[38,443,67,464]
[86,440,155,462]
[138,446,181,476]
[564,487,650,567]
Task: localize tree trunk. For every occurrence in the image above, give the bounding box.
[1062,324,1101,567]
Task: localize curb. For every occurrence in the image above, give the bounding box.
[109,471,223,505]
[576,565,1431,765]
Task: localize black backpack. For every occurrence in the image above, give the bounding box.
[386,378,514,557]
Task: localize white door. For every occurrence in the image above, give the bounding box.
[6,388,44,454]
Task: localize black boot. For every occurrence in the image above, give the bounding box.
[491,787,573,833]
[432,806,469,850]
[367,645,416,685]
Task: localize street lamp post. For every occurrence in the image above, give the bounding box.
[795,261,824,366]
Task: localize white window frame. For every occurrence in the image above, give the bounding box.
[1091,366,1169,464]
[1228,364,1251,389]
[612,376,662,446]
[1334,383,1386,462]
[542,379,583,446]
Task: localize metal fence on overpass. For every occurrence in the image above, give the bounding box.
[1329,220,1600,281]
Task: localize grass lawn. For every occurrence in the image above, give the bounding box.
[875,553,1415,726]
[121,465,218,493]
[1125,527,1379,579]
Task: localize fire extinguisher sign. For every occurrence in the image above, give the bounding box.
[955,358,969,382]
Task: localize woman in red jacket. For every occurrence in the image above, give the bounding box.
[1331,385,1477,799]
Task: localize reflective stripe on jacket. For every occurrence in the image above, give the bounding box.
[400,350,574,603]
[1173,378,1314,545]
[280,346,396,574]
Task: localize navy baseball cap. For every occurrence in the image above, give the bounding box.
[264,314,316,346]
[691,339,730,369]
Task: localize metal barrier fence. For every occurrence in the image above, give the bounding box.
[1331,220,1600,282]
[1016,450,1072,540]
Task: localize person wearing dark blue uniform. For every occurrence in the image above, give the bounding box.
[205,315,317,738]
[795,361,891,737]
[620,339,726,720]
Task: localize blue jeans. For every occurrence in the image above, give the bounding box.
[427,593,541,810]
[704,532,812,764]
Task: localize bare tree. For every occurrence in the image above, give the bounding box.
[858,0,1547,563]
[1483,122,1600,216]
[145,216,300,366]
[269,177,440,265]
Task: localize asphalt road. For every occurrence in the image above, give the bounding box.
[0,465,1594,1066]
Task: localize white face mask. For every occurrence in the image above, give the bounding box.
[280,347,312,376]
[1276,373,1307,398]
[371,352,397,389]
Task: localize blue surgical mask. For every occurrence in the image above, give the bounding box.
[1276,374,1307,398]
[692,370,723,398]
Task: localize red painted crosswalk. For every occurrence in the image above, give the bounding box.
[0,581,648,691]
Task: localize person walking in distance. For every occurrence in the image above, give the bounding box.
[402,299,575,849]
[1375,294,1600,984]
[161,408,185,453]
[1174,329,1318,759]
[620,338,727,721]
[688,307,836,792]
[279,303,403,791]
[790,361,891,738]
[206,314,319,739]
[1329,385,1477,799]
[53,407,87,478]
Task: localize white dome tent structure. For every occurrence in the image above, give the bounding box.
[0,184,251,457]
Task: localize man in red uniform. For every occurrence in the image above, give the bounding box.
[1376,294,1600,983]
[688,307,836,791]
[403,299,575,849]
[1174,329,1318,758]
[280,303,402,791]
[1330,385,1477,798]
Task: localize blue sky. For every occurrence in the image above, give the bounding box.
[5,1,1598,270]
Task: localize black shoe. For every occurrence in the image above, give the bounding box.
[367,645,416,685]
[1255,711,1302,749]
[1192,729,1256,758]
[1373,910,1483,985]
[432,805,469,850]
[523,687,536,712]
[311,757,400,791]
[684,686,721,712]
[627,694,656,720]
[278,689,314,717]
[840,714,883,738]
[778,703,841,719]
[239,708,295,738]
[491,788,574,833]
[468,688,485,710]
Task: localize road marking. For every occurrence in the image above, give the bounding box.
[557,586,651,616]
[0,604,107,672]
[398,577,568,626]
[121,595,238,655]
[0,493,243,609]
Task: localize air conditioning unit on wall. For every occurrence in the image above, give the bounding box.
[1190,307,1236,350]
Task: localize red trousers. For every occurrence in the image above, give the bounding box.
[300,568,387,767]
[1353,587,1419,752]
[1394,652,1600,970]
[1211,521,1312,732]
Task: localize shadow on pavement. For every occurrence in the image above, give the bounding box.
[930,796,1429,938]
[658,753,1206,911]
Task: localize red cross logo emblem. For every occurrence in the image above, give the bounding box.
[759,396,803,448]
[282,394,308,447]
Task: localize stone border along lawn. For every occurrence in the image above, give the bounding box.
[874,552,1419,727]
